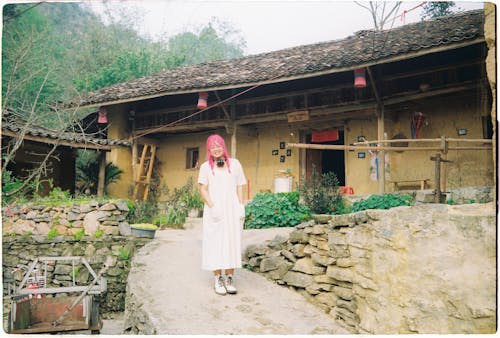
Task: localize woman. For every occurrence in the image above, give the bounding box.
[197,134,247,295]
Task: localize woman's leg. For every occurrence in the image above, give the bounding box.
[223,269,237,294]
[213,269,226,295]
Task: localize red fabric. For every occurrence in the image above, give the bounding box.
[311,130,339,143]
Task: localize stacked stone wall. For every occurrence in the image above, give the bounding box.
[244,203,496,334]
[2,200,150,313]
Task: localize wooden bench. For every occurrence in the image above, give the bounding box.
[389,179,429,191]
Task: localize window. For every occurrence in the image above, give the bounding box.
[186,147,199,169]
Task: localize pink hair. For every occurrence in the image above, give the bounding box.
[206,134,231,174]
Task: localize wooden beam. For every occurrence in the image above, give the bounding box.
[1,129,116,151]
[287,143,491,151]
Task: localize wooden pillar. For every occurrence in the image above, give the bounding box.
[97,151,106,197]
[377,105,385,194]
[132,139,138,183]
[231,124,237,158]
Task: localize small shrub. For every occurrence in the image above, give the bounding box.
[298,168,342,214]
[245,192,311,229]
[94,229,104,238]
[72,267,79,277]
[127,200,158,224]
[352,193,413,212]
[47,228,59,239]
[48,187,71,201]
[118,247,130,261]
[74,229,85,241]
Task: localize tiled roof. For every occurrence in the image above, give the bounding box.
[1,111,130,149]
[73,9,484,108]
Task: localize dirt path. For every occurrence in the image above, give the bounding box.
[125,220,350,335]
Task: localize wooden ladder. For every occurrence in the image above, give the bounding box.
[132,144,157,201]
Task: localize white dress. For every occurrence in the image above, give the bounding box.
[197,158,247,271]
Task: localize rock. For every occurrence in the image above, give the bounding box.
[259,256,284,272]
[333,286,354,300]
[312,214,332,224]
[268,234,289,249]
[326,266,354,283]
[34,222,51,235]
[315,292,338,307]
[336,258,354,268]
[282,271,313,288]
[67,212,79,221]
[83,211,100,236]
[245,244,269,258]
[119,222,131,236]
[292,257,314,274]
[248,256,263,268]
[289,230,309,244]
[311,253,335,266]
[280,249,297,262]
[267,261,293,280]
[291,244,306,257]
[54,264,73,275]
[115,199,130,212]
[80,204,92,213]
[100,203,117,211]
[337,299,357,312]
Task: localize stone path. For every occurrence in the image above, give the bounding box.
[122,219,350,335]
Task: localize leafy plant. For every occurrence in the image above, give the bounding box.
[153,208,187,229]
[74,228,85,241]
[178,177,204,210]
[298,168,342,214]
[94,229,104,238]
[118,247,130,261]
[127,200,159,224]
[244,192,311,229]
[47,228,59,239]
[2,170,34,205]
[352,193,413,212]
[72,267,80,277]
[48,187,71,200]
[75,150,123,195]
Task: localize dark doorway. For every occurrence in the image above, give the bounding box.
[305,130,345,186]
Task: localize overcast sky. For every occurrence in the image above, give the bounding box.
[87,0,485,55]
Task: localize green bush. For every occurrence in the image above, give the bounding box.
[298,168,342,214]
[47,228,59,239]
[352,193,413,212]
[74,229,85,241]
[127,200,158,224]
[244,192,311,229]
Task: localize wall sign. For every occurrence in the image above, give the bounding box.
[272,149,279,156]
[358,152,366,158]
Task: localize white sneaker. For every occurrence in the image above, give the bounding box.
[224,275,237,294]
[214,275,227,295]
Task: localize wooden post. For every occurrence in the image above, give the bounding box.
[430,153,452,203]
[97,151,106,197]
[377,105,385,194]
[231,123,237,158]
[131,138,138,184]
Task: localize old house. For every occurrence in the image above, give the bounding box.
[71,9,493,200]
[1,111,130,196]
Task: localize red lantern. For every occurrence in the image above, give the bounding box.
[197,92,209,109]
[354,68,366,88]
[97,107,108,124]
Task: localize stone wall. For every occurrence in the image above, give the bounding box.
[2,200,150,313]
[244,203,496,334]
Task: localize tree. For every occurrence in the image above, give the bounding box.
[421,2,457,20]
[354,1,402,31]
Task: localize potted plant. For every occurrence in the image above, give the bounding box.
[129,223,158,239]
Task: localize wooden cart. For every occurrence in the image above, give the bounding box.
[7,256,108,334]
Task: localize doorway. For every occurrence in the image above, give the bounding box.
[305,130,345,186]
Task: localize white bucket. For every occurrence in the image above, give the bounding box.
[274,176,293,193]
